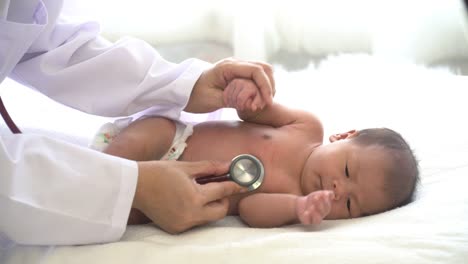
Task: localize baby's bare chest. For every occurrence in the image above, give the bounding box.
[181,121,303,167]
[183,122,308,193]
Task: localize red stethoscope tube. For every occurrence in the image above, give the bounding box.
[196,174,231,184]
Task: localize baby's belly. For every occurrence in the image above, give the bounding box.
[180,121,275,163]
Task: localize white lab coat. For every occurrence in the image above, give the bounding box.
[0,0,211,245]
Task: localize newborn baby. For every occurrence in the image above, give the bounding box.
[96,79,419,228]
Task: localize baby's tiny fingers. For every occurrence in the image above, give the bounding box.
[236,89,253,110]
[316,190,334,202]
[244,97,253,112]
[222,88,229,107]
[304,207,323,225]
[314,197,329,214]
[251,94,264,111]
[302,210,312,225]
[311,213,323,225]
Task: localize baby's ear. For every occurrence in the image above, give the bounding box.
[329,130,358,143]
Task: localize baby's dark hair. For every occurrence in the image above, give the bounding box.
[351,128,419,211]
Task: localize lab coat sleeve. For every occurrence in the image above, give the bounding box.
[0,133,138,245]
[10,0,212,119]
[1,0,211,246]
[1,1,141,246]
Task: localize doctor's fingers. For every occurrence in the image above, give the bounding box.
[218,59,274,106]
[248,61,276,97]
[200,197,231,222]
[199,181,245,203]
[184,160,231,179]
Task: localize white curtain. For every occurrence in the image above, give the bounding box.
[64,0,468,64]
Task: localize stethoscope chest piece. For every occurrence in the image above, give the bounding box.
[195,154,265,191]
[229,154,264,191]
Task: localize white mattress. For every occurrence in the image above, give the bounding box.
[1,54,467,263]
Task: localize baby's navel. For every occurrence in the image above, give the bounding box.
[262,134,272,140]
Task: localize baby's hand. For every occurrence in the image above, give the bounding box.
[223,78,266,112]
[295,190,334,225]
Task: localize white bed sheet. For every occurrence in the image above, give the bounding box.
[1,54,467,264]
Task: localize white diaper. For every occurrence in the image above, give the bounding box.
[90,117,193,161]
[161,122,193,160]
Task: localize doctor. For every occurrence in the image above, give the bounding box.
[0,0,275,245]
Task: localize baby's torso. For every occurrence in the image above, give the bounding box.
[179,120,320,215]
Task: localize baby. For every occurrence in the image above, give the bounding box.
[94,80,419,228]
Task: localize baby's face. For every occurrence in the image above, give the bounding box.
[301,137,392,219]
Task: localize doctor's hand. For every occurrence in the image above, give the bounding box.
[132,160,244,234]
[184,58,275,113]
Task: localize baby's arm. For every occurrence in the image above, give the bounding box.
[224,79,320,129]
[238,191,334,228]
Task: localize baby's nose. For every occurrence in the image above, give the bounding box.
[332,180,349,201]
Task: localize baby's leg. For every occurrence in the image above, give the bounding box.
[104,116,176,161]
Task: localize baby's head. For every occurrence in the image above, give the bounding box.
[303,127,419,219]
[348,128,419,210]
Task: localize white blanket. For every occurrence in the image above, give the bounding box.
[1,54,467,263]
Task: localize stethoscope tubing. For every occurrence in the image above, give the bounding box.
[195,174,231,184]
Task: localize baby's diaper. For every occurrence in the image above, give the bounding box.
[90,117,133,152]
[90,117,193,161]
[161,122,193,160]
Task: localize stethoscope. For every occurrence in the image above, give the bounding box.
[0,96,21,134]
[196,154,265,191]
